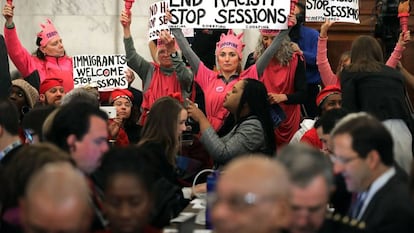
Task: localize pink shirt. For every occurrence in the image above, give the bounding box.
[195,62,258,131]
[4,26,74,91]
[140,63,184,125]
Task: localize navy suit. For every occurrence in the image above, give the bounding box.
[359,173,414,233]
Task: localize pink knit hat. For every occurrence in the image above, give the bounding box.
[215,29,245,59]
[259,29,281,36]
[37,19,60,47]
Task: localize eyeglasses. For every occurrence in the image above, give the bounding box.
[207,192,277,211]
[329,154,360,165]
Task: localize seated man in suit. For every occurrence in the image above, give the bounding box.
[331,112,414,233]
[278,143,366,233]
[210,155,291,233]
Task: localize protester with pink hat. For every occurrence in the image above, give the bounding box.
[172,18,295,132]
[3,2,74,92]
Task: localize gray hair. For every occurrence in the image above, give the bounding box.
[61,87,100,107]
[254,35,294,66]
[277,143,334,189]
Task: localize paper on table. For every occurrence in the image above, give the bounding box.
[170,212,196,223]
[191,198,206,209]
[195,209,206,225]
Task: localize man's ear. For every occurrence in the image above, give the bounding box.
[39,94,46,103]
[0,125,4,137]
[366,150,380,170]
[66,134,77,153]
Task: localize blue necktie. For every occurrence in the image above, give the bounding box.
[351,192,366,219]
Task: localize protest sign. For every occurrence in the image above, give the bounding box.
[73,55,128,92]
[168,0,291,29]
[149,1,171,41]
[305,0,360,23]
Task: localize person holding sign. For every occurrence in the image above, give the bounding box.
[244,28,307,147]
[172,18,294,133]
[120,10,193,126]
[2,2,74,92]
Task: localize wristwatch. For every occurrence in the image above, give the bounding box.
[170,51,178,58]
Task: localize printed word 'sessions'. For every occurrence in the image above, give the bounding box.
[306,0,359,21]
[170,6,287,26]
[216,8,287,24]
[169,0,290,29]
[73,55,126,69]
[72,54,128,91]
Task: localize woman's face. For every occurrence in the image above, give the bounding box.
[41,36,65,57]
[157,46,173,68]
[177,109,188,138]
[113,97,132,120]
[217,47,241,74]
[338,57,351,72]
[262,35,275,49]
[321,93,342,113]
[9,86,28,112]
[103,174,151,233]
[223,80,245,114]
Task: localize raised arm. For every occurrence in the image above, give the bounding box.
[317,20,338,86]
[161,31,193,96]
[120,10,153,82]
[386,30,411,68]
[171,28,201,75]
[3,2,38,78]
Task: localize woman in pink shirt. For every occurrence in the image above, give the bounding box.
[172,17,295,131]
[3,2,73,92]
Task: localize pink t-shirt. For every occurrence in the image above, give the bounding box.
[195,62,258,131]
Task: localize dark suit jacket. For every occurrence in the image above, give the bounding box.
[0,35,11,100]
[360,172,414,233]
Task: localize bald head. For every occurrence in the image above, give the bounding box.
[222,155,291,198]
[21,162,92,233]
[212,155,291,233]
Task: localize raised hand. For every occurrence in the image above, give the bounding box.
[320,20,335,38]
